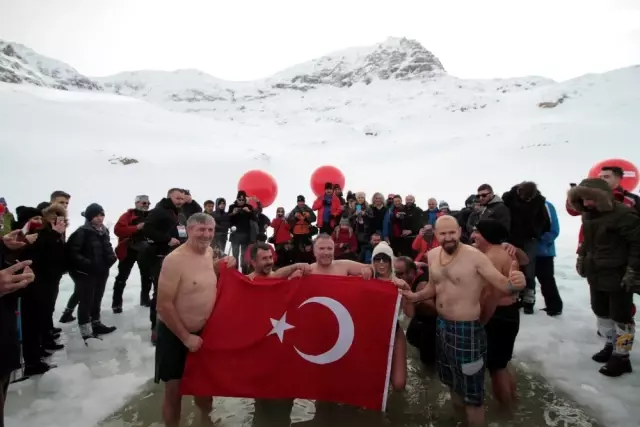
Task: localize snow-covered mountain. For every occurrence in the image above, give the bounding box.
[0,41,102,91]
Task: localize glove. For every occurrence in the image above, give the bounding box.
[622,267,640,293]
[576,256,586,278]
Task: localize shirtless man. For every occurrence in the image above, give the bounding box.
[400,216,525,427]
[247,242,310,279]
[155,213,236,427]
[309,233,374,278]
[473,219,529,407]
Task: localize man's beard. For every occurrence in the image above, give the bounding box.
[442,240,459,255]
[260,265,273,275]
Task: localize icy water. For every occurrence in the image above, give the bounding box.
[100,353,600,427]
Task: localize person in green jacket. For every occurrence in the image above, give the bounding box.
[0,198,15,237]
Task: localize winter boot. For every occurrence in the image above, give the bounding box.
[541,307,562,317]
[112,281,125,314]
[51,327,62,334]
[92,321,117,336]
[59,308,76,324]
[140,292,151,307]
[43,340,64,352]
[600,354,632,377]
[599,322,635,377]
[592,345,613,363]
[112,306,123,314]
[521,289,535,315]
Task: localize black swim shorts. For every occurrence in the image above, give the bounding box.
[435,317,487,407]
[484,302,520,373]
[154,320,200,383]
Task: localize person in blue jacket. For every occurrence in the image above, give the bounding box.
[536,200,563,316]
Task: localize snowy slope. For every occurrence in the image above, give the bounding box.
[0,41,102,91]
[0,44,639,427]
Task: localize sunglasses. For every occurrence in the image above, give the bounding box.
[372,255,391,262]
[476,193,490,198]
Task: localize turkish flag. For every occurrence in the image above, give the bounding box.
[180,263,401,411]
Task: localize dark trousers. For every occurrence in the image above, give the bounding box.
[231,233,249,268]
[214,234,228,253]
[1,373,9,427]
[21,289,46,366]
[112,249,152,306]
[71,272,109,325]
[535,256,563,312]
[149,256,165,331]
[590,287,634,324]
[520,239,538,305]
[44,280,60,332]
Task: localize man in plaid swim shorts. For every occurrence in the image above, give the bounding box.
[399,216,526,427]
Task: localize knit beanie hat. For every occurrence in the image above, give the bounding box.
[237,190,247,200]
[82,203,105,221]
[475,219,509,245]
[371,241,394,263]
[439,201,450,211]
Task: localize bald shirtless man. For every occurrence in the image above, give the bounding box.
[473,219,529,407]
[400,216,526,427]
[154,213,236,427]
[247,242,310,279]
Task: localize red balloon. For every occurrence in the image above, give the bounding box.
[237,170,278,208]
[588,159,639,191]
[310,165,346,197]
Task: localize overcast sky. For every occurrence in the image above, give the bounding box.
[1,0,638,82]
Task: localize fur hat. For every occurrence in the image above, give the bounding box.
[475,219,509,245]
[42,204,67,221]
[568,178,614,212]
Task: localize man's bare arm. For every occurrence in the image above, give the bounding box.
[475,251,516,294]
[337,260,374,277]
[156,255,191,343]
[272,263,307,278]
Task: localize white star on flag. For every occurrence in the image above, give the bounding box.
[267,312,295,342]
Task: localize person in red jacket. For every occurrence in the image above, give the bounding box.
[411,224,440,263]
[312,182,342,234]
[112,195,152,313]
[270,207,295,268]
[332,216,358,260]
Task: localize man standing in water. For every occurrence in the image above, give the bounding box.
[400,216,525,427]
[472,219,529,407]
[154,213,236,427]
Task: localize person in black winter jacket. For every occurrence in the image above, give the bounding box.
[142,188,186,342]
[228,191,255,263]
[0,241,35,426]
[65,203,117,340]
[210,198,230,252]
[180,189,202,220]
[18,204,69,375]
[502,181,551,314]
[455,194,477,244]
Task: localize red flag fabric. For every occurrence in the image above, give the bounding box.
[180,264,401,411]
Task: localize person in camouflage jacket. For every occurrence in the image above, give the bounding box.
[569,178,640,377]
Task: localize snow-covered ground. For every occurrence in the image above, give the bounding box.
[1,60,639,427]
